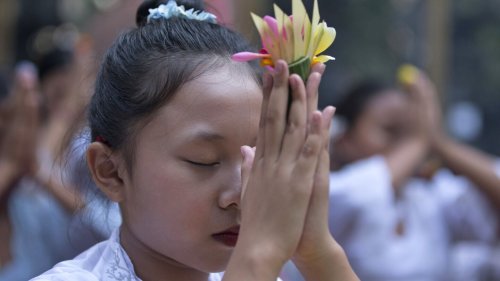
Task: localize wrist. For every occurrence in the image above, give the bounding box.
[293,237,359,281]
[430,132,450,154]
[292,235,341,267]
[225,240,283,280]
[0,160,22,195]
[0,160,21,183]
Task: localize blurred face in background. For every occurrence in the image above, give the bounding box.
[342,90,410,163]
[0,75,9,136]
[40,64,73,116]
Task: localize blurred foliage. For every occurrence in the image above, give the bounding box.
[451,0,500,154]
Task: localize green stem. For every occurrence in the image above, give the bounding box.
[288,56,311,82]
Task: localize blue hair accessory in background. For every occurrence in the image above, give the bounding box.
[147,0,217,24]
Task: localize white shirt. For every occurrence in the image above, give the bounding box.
[31,230,227,281]
[32,229,283,281]
[328,156,499,281]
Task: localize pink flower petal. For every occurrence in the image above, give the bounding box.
[282,26,287,40]
[231,52,271,62]
[263,16,279,37]
[265,65,275,72]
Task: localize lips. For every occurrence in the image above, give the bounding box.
[212,226,240,247]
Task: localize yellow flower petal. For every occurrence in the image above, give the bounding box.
[307,0,320,57]
[292,0,310,60]
[314,23,336,55]
[252,13,281,60]
[283,14,295,62]
[251,13,266,38]
[313,55,335,64]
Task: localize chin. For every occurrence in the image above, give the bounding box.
[196,250,233,273]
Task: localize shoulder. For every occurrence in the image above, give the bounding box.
[30,241,107,281]
[330,155,389,184]
[329,155,393,203]
[31,231,134,281]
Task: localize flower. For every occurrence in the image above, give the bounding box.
[232,0,336,81]
[397,64,419,86]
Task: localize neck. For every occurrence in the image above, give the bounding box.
[120,223,210,281]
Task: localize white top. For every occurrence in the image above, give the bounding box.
[31,230,226,281]
[328,156,499,281]
[32,229,283,281]
[0,179,100,281]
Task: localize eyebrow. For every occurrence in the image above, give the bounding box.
[186,130,225,143]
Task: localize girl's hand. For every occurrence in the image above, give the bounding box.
[293,63,338,264]
[292,63,360,281]
[229,60,326,277]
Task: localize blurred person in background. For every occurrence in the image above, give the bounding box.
[0,63,75,281]
[33,36,121,241]
[322,68,500,281]
[0,37,116,280]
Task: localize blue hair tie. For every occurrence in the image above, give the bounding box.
[147,0,217,24]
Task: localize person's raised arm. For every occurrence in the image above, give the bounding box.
[384,75,432,191]
[411,70,500,209]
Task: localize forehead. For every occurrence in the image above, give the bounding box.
[141,64,262,143]
[366,90,408,116]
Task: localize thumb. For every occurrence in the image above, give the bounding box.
[240,145,255,200]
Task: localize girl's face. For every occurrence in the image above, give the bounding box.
[344,90,410,161]
[119,64,262,273]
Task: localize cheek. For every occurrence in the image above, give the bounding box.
[124,158,217,238]
[356,127,388,154]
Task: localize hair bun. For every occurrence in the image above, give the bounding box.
[136,0,205,27]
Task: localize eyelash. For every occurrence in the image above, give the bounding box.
[185,160,220,167]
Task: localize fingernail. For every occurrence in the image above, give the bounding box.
[276,61,284,73]
[290,76,297,90]
[15,61,37,88]
[328,106,336,115]
[240,146,248,157]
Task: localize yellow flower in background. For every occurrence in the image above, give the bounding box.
[397,64,419,86]
[232,0,336,81]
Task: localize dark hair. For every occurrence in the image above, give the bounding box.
[0,70,8,101]
[89,0,259,166]
[37,48,74,81]
[335,80,394,127]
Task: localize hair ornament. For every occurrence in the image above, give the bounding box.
[147,0,217,24]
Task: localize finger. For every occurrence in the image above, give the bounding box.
[263,60,290,160]
[255,72,273,159]
[306,72,322,125]
[280,74,308,163]
[240,145,255,200]
[321,106,336,150]
[291,111,323,190]
[11,62,37,106]
[311,63,326,75]
[307,149,331,225]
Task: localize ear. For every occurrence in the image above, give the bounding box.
[86,142,127,202]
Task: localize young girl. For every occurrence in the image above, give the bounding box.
[325,73,500,281]
[32,0,359,280]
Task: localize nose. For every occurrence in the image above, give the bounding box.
[218,164,242,210]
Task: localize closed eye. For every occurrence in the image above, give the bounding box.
[185,160,220,167]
